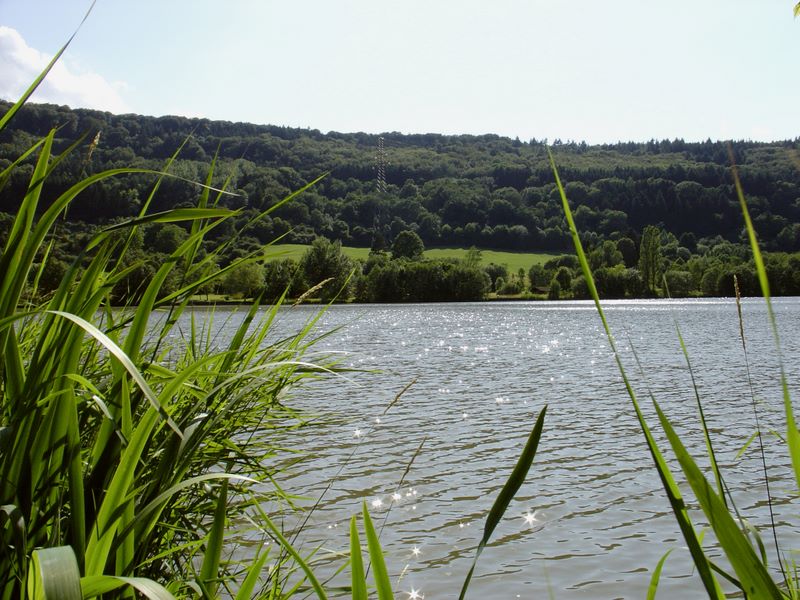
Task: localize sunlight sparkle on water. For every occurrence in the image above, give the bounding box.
[411,545,422,557]
[353,428,363,438]
[523,510,539,527]
[407,589,424,600]
[371,498,383,509]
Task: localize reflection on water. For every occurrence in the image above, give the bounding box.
[183,298,800,599]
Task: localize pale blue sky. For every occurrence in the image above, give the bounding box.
[1,0,798,143]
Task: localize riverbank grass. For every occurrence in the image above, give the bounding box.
[551,148,799,598]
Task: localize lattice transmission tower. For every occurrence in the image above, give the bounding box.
[375,136,387,194]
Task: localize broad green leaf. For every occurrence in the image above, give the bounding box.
[27,547,81,600]
[80,575,175,600]
[0,504,26,576]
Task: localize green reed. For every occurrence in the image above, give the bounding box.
[0,19,554,597]
[0,24,346,600]
[550,148,797,599]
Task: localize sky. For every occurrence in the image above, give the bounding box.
[1,0,798,144]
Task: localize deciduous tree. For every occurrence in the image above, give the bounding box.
[391,230,425,260]
[301,236,355,301]
[638,225,663,295]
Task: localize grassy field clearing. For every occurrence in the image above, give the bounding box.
[264,244,556,271]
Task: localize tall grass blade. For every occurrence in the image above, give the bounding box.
[46,310,181,436]
[87,207,233,250]
[0,2,95,131]
[349,515,368,600]
[0,131,54,323]
[362,503,393,600]
[0,137,46,194]
[262,513,328,600]
[733,279,787,586]
[458,405,547,600]
[646,548,674,600]
[729,157,800,492]
[549,149,725,598]
[199,478,228,597]
[674,324,726,502]
[654,402,783,599]
[233,550,269,600]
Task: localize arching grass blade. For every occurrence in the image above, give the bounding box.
[459,405,546,600]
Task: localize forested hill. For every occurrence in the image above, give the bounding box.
[2,100,800,255]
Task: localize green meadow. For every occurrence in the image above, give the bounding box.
[265,244,555,272]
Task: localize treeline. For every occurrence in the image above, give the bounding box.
[13,213,798,303]
[139,228,800,304]
[189,232,491,304]
[2,101,799,258]
[2,101,800,301]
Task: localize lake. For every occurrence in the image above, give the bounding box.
[195,298,800,599]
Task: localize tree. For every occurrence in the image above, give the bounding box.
[638,225,663,295]
[528,264,548,288]
[548,279,561,300]
[484,263,507,291]
[616,237,638,268]
[553,266,572,290]
[463,246,482,269]
[301,237,355,301]
[589,240,623,270]
[664,270,693,297]
[222,261,264,298]
[264,258,303,300]
[391,230,425,260]
[146,223,189,255]
[370,231,387,254]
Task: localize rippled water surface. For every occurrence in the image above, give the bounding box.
[191,298,800,598]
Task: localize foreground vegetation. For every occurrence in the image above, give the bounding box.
[0,26,550,598]
[3,8,799,599]
[0,92,334,600]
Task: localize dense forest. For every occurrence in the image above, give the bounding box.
[2,100,800,300]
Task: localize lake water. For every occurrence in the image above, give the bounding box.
[200,298,800,599]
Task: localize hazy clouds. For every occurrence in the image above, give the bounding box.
[0,26,129,113]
